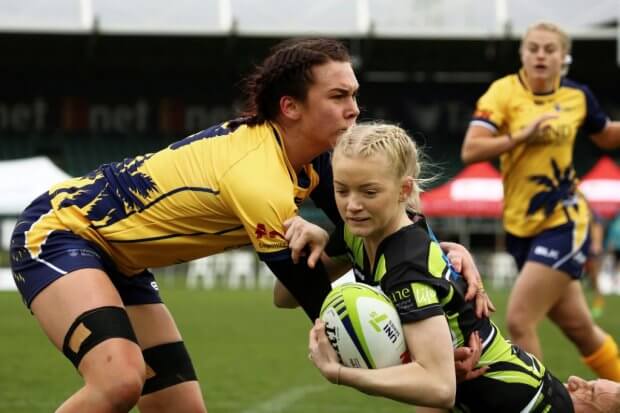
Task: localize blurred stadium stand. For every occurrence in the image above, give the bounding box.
[0,0,619,278]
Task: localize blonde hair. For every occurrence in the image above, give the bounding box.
[521,21,572,54]
[334,122,426,211]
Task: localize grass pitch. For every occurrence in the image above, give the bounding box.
[0,282,618,413]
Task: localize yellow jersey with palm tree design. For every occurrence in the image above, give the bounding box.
[24,120,335,275]
[471,69,608,237]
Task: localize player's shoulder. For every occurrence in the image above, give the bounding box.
[382,222,432,265]
[401,221,432,244]
[488,72,520,92]
[560,77,594,95]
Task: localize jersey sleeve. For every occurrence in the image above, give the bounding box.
[581,85,608,135]
[380,228,447,323]
[219,160,296,256]
[470,80,507,133]
[382,265,444,323]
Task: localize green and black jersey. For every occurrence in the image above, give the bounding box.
[325,216,573,413]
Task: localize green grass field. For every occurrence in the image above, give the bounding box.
[0,283,618,413]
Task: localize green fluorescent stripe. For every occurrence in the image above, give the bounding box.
[484,371,540,387]
[374,255,387,282]
[411,282,438,307]
[480,329,512,364]
[439,285,454,306]
[428,242,446,278]
[344,227,365,268]
[446,312,463,347]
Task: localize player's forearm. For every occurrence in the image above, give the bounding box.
[322,255,351,281]
[591,121,620,150]
[338,362,456,408]
[273,280,299,308]
[461,134,516,164]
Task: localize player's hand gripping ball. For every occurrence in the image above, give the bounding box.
[320,283,410,368]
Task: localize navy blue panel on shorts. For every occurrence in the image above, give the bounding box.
[506,222,590,279]
[10,193,162,308]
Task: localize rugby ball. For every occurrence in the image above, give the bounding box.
[320,282,410,369]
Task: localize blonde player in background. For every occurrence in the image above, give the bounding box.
[461,21,620,380]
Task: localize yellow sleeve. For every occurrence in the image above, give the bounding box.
[472,79,507,132]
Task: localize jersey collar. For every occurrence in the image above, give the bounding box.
[517,67,561,97]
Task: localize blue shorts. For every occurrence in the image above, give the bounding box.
[506,222,590,279]
[10,192,162,309]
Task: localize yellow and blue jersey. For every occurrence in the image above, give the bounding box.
[471,70,608,238]
[22,120,337,275]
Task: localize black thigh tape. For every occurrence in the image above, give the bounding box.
[142,341,198,395]
[62,306,138,368]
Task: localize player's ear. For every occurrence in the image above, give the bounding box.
[279,96,302,121]
[399,176,414,202]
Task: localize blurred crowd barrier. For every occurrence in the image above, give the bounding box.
[2,214,620,292]
[183,250,276,290]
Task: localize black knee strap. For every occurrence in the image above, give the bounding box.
[142,341,198,395]
[62,306,138,368]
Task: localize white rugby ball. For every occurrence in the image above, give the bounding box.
[320,282,410,369]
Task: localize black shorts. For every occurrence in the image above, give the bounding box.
[456,370,573,412]
[506,221,590,279]
[455,328,574,413]
[10,192,162,308]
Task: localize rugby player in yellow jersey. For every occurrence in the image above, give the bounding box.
[10,38,360,413]
[461,21,620,381]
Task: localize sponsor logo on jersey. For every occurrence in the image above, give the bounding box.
[411,282,437,307]
[254,223,285,240]
[150,281,160,291]
[254,223,288,249]
[390,285,417,315]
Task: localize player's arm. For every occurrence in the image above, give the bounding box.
[274,217,351,308]
[263,251,332,320]
[440,241,495,318]
[590,121,620,150]
[309,315,456,408]
[220,162,334,320]
[272,255,350,309]
[461,113,557,165]
[590,219,605,256]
